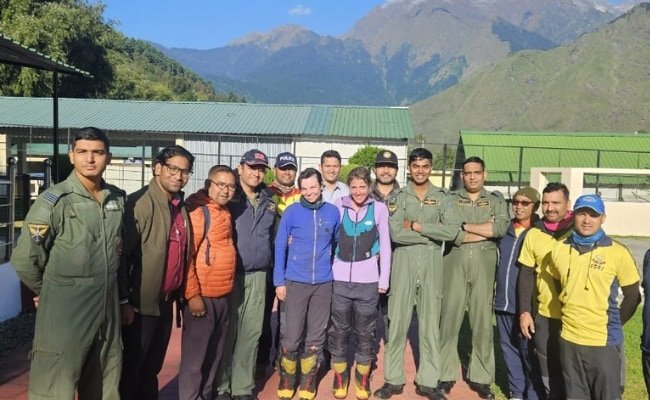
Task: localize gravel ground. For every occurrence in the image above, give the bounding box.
[0,312,34,360]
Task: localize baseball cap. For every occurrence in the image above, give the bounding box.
[275,152,297,168]
[375,150,398,166]
[240,149,269,168]
[573,194,605,215]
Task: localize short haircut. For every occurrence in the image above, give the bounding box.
[204,165,235,190]
[154,145,195,171]
[408,148,432,164]
[543,182,570,200]
[298,167,323,188]
[72,127,110,151]
[347,166,371,186]
[208,164,235,178]
[320,150,342,164]
[463,156,485,171]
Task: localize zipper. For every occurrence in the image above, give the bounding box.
[349,207,358,282]
[312,209,317,284]
[502,233,521,312]
[99,192,108,341]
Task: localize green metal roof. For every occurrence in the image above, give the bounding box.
[0,97,413,140]
[459,131,650,184]
[0,34,90,76]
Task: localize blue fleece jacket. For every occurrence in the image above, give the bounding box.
[494,220,532,314]
[273,199,340,286]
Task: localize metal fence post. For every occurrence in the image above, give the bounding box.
[7,157,16,260]
[43,158,52,190]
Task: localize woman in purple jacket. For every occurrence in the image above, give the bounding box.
[328,166,392,400]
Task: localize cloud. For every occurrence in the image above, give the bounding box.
[289,5,312,16]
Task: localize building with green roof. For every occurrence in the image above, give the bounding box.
[455,130,650,196]
[0,97,414,193]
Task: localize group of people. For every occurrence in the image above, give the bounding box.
[9,126,648,400]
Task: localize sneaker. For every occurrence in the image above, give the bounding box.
[415,384,447,400]
[373,383,404,399]
[468,382,495,400]
[437,381,454,394]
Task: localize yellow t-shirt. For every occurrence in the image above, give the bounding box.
[550,237,639,346]
[517,226,571,319]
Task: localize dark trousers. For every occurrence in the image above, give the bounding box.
[534,314,564,400]
[282,280,332,355]
[328,281,379,365]
[120,299,174,400]
[377,292,389,344]
[559,337,622,400]
[179,296,229,400]
[496,312,544,400]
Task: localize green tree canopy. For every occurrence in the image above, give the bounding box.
[348,145,382,170]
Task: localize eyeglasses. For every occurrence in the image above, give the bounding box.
[164,163,192,178]
[512,200,533,206]
[209,179,237,191]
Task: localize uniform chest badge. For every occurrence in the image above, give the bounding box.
[105,200,120,211]
[476,200,490,207]
[423,198,438,206]
[590,254,606,271]
[458,198,472,205]
[387,197,398,216]
[28,224,50,245]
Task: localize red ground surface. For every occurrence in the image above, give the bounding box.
[0,311,482,400]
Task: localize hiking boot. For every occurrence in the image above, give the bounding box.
[277,352,298,400]
[298,353,318,400]
[374,383,404,399]
[331,361,349,399]
[353,363,372,400]
[416,384,447,400]
[437,380,454,394]
[468,382,495,400]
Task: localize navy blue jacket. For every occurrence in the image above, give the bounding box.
[229,184,277,273]
[494,220,531,314]
[274,199,339,286]
[642,249,650,353]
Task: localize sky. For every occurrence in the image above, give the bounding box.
[93,0,632,50]
[94,1,386,50]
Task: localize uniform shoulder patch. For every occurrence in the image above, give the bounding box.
[40,186,68,206]
[28,223,50,245]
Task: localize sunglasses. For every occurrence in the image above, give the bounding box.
[512,200,533,206]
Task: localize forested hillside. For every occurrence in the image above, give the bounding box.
[0,0,244,102]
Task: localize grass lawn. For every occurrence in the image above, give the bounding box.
[486,311,647,399]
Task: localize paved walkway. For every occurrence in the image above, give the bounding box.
[0,313,481,400]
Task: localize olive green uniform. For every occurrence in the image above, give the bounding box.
[11,172,125,400]
[383,182,464,387]
[439,188,509,384]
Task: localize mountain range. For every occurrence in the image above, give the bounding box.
[157,0,638,106]
[410,3,650,144]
